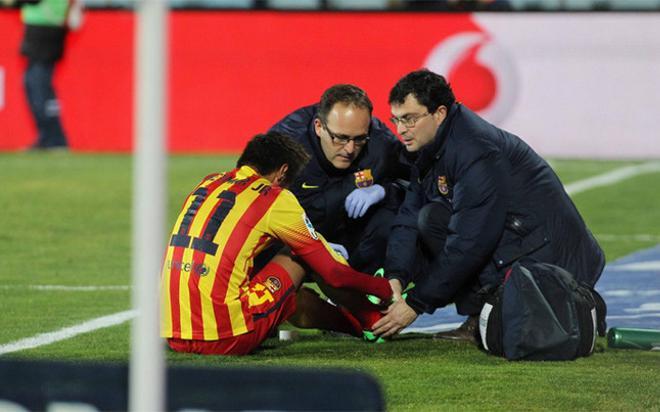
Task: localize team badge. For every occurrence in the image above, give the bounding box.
[264,276,282,293]
[302,213,318,240]
[354,169,374,188]
[437,176,449,195]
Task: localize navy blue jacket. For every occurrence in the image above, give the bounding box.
[386,103,605,314]
[269,104,406,239]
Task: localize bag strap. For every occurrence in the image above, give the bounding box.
[589,287,608,337]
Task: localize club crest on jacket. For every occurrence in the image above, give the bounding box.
[437,175,449,195]
[354,169,374,188]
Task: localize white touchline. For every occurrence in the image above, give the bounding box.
[28,285,131,291]
[595,234,660,242]
[0,285,131,291]
[610,261,660,271]
[0,310,137,355]
[564,161,660,196]
[402,322,463,334]
[607,313,660,320]
[602,290,660,297]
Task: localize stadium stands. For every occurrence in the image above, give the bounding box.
[81,0,660,10]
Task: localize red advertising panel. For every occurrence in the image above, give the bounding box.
[167,12,477,152]
[3,11,658,157]
[0,10,476,152]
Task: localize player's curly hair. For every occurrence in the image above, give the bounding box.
[237,131,310,187]
[317,84,373,124]
[389,69,456,113]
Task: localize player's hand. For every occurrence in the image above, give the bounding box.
[372,299,417,338]
[327,242,349,260]
[345,184,385,219]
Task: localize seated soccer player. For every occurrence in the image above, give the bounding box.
[162,131,393,355]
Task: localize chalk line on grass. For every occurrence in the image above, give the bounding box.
[0,285,130,292]
[0,310,136,355]
[564,161,660,196]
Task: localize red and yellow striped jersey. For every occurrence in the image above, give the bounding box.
[161,165,391,340]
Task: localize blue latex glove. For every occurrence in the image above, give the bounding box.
[327,242,349,260]
[345,184,385,219]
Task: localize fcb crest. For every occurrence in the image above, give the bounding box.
[264,276,282,293]
[437,176,449,195]
[354,169,374,188]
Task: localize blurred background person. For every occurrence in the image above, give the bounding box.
[2,0,83,150]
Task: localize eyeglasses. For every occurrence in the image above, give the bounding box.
[322,122,370,147]
[390,112,430,128]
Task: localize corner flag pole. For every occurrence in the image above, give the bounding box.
[129,0,168,410]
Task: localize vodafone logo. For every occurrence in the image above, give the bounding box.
[424,32,518,125]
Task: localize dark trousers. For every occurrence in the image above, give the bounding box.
[345,205,397,275]
[416,201,483,316]
[24,60,68,148]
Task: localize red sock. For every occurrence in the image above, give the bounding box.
[338,307,363,336]
[339,297,383,331]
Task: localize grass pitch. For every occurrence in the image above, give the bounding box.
[1,153,659,410]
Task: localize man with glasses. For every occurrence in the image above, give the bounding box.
[269,84,408,275]
[372,69,605,343]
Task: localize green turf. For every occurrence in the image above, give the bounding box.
[1,153,659,411]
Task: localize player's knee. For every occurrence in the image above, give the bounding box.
[270,253,305,287]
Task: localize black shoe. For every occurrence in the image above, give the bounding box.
[26,142,68,152]
[433,315,479,344]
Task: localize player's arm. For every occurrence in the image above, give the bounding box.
[297,236,392,301]
[407,150,509,313]
[268,191,393,301]
[384,167,425,289]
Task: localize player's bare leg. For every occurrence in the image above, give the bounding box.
[269,253,361,336]
[273,252,385,338]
